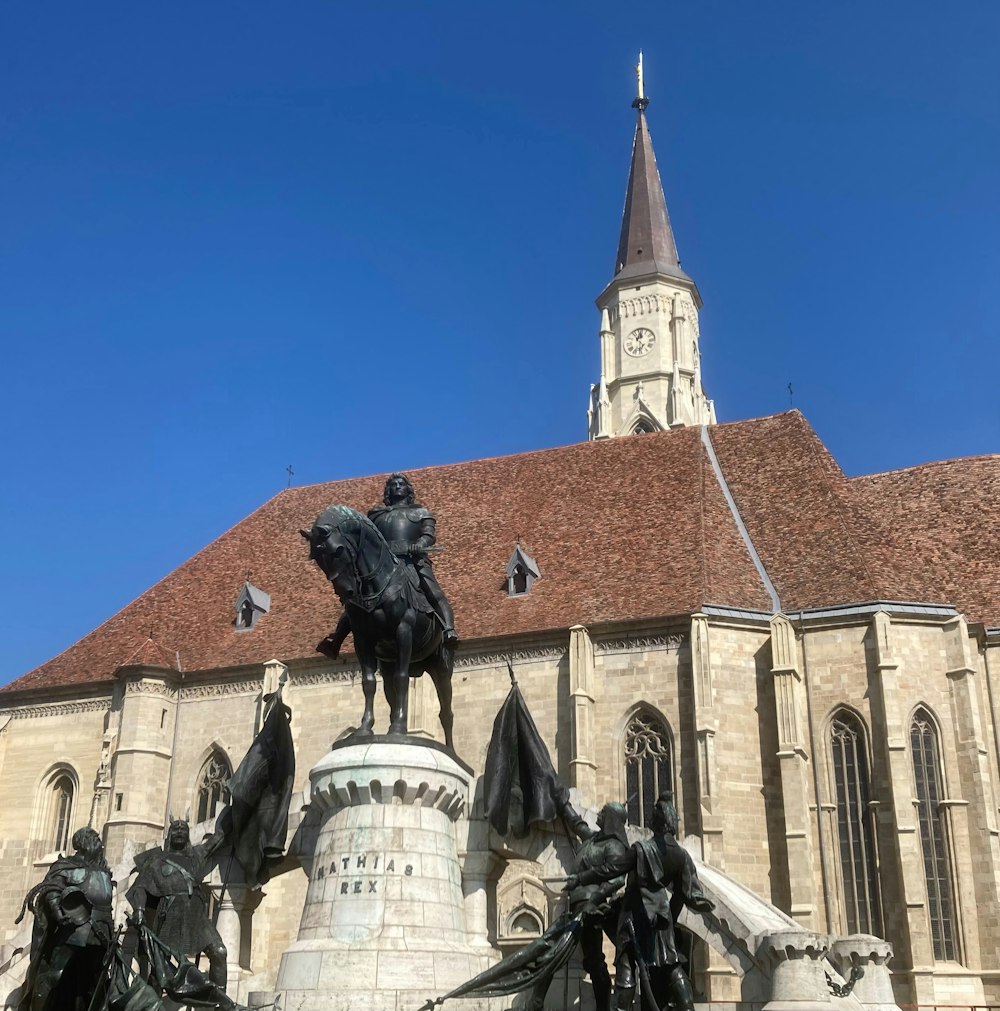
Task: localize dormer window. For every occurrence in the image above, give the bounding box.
[506,545,540,598]
[234,581,271,631]
[633,421,655,434]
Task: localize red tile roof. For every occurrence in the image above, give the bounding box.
[851,455,1000,628]
[5,413,997,697]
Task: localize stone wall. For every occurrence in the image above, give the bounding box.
[0,609,997,1005]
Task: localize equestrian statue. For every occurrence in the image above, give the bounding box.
[301,473,457,749]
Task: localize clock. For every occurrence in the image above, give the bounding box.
[624,327,655,357]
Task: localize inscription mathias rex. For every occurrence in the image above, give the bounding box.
[314,852,414,896]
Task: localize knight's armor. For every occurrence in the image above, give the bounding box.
[127,833,227,987]
[18,843,115,1011]
[368,500,457,642]
[51,865,114,948]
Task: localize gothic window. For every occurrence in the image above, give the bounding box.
[508,907,542,936]
[624,709,674,828]
[830,711,882,936]
[633,421,654,435]
[196,750,232,823]
[48,773,74,853]
[910,709,959,961]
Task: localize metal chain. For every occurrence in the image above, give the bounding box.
[826,965,865,997]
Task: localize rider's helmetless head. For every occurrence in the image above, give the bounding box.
[72,826,104,862]
[384,473,415,506]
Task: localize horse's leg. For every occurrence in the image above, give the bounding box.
[388,610,416,735]
[355,638,378,738]
[428,642,455,751]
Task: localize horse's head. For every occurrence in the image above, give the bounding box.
[301,506,365,600]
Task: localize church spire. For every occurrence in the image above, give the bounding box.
[613,54,691,286]
[588,56,715,440]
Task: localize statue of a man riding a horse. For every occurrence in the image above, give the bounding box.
[301,474,458,750]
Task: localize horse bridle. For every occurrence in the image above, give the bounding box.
[333,520,397,608]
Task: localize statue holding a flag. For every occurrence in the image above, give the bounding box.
[125,687,295,1004]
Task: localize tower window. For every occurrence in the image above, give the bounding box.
[196,749,232,823]
[624,709,674,828]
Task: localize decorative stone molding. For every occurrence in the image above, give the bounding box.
[180,680,264,700]
[308,741,466,820]
[124,680,178,700]
[594,632,687,654]
[454,646,566,669]
[5,699,111,720]
[292,669,360,686]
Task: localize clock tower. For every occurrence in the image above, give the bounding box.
[588,56,716,439]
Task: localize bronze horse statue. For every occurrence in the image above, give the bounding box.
[302,505,455,749]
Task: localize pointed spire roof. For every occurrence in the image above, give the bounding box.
[612,93,693,288]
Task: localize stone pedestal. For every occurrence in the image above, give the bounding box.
[829,935,896,1011]
[760,930,835,1011]
[259,738,496,1011]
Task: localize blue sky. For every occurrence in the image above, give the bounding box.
[2,1,998,680]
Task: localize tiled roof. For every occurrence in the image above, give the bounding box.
[709,412,889,610]
[3,425,767,695]
[851,455,1000,628]
[4,413,997,697]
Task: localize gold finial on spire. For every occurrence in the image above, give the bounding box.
[632,51,649,111]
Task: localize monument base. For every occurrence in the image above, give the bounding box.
[256,738,497,1011]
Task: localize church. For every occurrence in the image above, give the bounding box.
[1,67,998,1011]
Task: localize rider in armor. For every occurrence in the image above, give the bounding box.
[317,473,458,657]
[17,826,115,1011]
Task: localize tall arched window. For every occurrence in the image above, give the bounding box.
[196,750,232,823]
[911,709,959,961]
[624,709,674,828]
[49,773,75,853]
[830,710,882,935]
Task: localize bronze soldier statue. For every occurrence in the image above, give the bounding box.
[575,794,714,1011]
[530,802,631,1011]
[16,826,115,1011]
[126,818,229,989]
[317,473,458,658]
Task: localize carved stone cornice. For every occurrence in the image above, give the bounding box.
[124,680,178,700]
[4,698,111,720]
[594,633,687,655]
[454,646,566,669]
[291,669,361,687]
[180,680,264,700]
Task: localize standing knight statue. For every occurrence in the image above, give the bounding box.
[126,818,230,990]
[317,472,458,658]
[16,826,115,1011]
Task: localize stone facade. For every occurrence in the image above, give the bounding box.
[1,608,998,1007]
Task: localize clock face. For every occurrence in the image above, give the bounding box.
[624,327,655,357]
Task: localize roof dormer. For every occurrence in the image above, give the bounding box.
[506,545,540,598]
[235,581,271,631]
